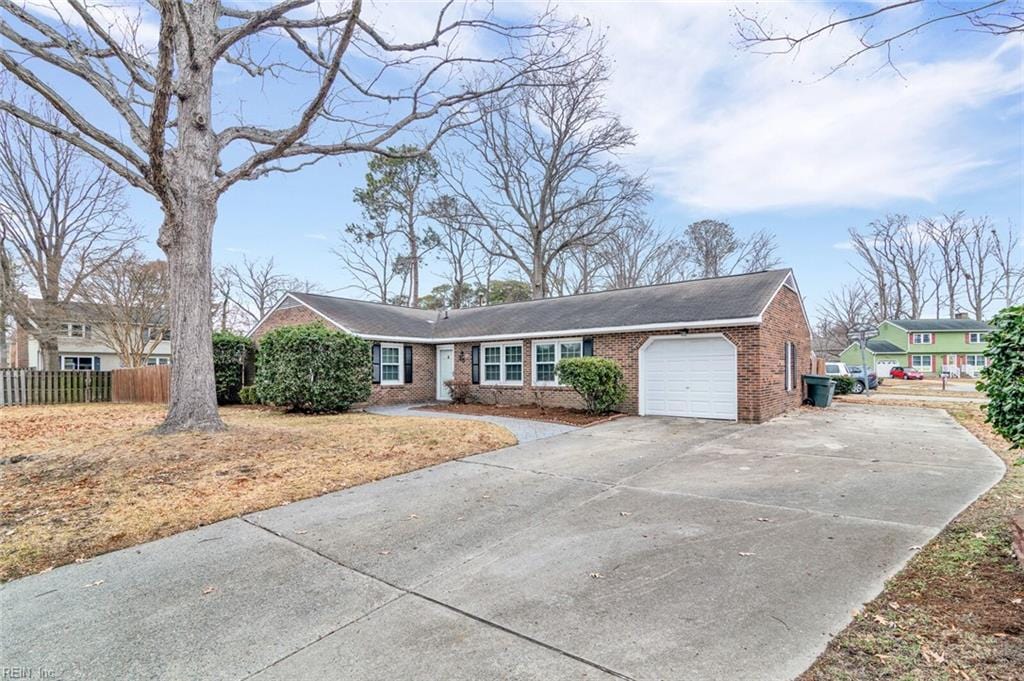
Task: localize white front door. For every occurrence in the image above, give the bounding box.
[436,346,455,400]
[640,335,738,420]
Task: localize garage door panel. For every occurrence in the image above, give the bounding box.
[641,337,737,420]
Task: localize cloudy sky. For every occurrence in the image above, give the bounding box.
[36,0,1023,318]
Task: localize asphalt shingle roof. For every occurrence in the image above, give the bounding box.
[889,319,992,332]
[287,269,793,341]
[865,339,904,353]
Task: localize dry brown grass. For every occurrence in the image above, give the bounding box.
[0,404,515,582]
[802,397,1024,680]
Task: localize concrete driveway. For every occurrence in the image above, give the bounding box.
[1,404,1004,681]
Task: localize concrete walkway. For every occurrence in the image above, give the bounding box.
[366,403,578,443]
[1,404,1004,681]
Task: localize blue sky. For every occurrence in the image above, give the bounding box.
[49,0,1022,319]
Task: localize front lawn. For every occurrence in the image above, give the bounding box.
[0,404,515,582]
[802,398,1024,680]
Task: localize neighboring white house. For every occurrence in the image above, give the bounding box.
[9,300,171,370]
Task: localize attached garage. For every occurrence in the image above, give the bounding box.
[639,335,738,420]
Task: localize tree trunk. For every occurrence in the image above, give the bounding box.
[155,3,223,432]
[158,204,223,432]
[531,244,544,299]
[38,336,59,370]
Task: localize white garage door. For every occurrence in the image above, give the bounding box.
[640,336,738,420]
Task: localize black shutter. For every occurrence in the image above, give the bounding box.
[371,343,381,384]
[582,338,594,356]
[471,345,480,384]
[790,343,798,391]
[93,356,101,371]
[403,345,413,384]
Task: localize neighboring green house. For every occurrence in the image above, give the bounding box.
[839,318,992,377]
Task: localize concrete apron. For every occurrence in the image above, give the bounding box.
[0,404,1004,681]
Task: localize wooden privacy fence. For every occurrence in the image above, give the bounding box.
[0,369,112,406]
[111,365,170,403]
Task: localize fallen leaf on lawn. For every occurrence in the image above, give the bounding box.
[1011,598,1022,605]
[920,646,944,664]
[738,552,755,557]
[973,532,986,539]
[83,580,104,588]
[202,586,216,596]
[889,601,900,610]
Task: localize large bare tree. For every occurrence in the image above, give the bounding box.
[921,213,966,318]
[223,256,292,325]
[597,219,687,289]
[990,220,1024,309]
[0,93,137,370]
[736,1,1022,76]
[443,43,648,299]
[681,220,780,278]
[957,217,997,320]
[78,252,169,367]
[815,282,880,357]
[0,0,575,431]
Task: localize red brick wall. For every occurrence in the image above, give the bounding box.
[250,304,434,406]
[755,285,814,421]
[250,304,320,341]
[450,327,759,419]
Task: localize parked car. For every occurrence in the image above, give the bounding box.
[824,361,872,394]
[889,366,924,380]
[847,365,880,389]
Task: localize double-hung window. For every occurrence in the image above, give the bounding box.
[910,354,932,370]
[482,343,523,385]
[146,357,171,366]
[910,332,932,344]
[967,332,986,344]
[532,338,582,386]
[65,323,91,338]
[380,344,402,384]
[965,354,986,367]
[61,355,96,370]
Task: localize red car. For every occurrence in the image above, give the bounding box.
[889,366,924,380]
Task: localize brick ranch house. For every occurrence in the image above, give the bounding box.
[249,269,814,423]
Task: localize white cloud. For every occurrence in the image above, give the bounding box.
[304,232,329,241]
[833,241,855,251]
[574,2,1023,213]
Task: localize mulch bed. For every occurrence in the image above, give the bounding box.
[420,402,620,427]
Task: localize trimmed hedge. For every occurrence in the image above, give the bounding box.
[555,356,627,414]
[212,331,255,405]
[254,322,372,413]
[832,375,855,395]
[978,306,1024,449]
